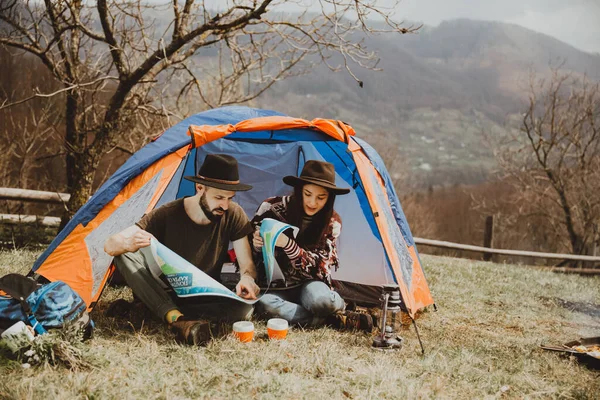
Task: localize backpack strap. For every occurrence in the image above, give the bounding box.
[0,274,48,334]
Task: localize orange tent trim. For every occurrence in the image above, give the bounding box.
[187,116,355,147]
[348,137,434,318]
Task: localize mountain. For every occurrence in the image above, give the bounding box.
[4,15,598,190]
[255,19,600,188]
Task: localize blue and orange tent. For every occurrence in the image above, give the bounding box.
[30,106,434,318]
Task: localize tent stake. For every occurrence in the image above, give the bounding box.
[411,316,425,355]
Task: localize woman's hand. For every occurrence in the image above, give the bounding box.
[252,229,264,249]
[254,225,291,249]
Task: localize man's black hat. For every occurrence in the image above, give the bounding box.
[184,154,252,191]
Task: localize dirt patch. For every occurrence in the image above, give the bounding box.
[540,297,600,319]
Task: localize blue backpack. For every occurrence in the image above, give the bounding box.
[0,273,93,338]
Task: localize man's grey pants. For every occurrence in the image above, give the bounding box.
[114,250,253,322]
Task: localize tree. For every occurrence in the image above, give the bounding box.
[0,47,62,191]
[0,0,416,228]
[494,68,600,261]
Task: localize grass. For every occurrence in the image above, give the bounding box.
[1,249,599,399]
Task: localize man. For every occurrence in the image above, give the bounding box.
[104,154,260,345]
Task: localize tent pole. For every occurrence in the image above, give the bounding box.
[411,316,425,355]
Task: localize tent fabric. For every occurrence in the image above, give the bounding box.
[312,141,381,240]
[188,116,355,147]
[193,139,392,290]
[33,147,188,306]
[350,137,433,311]
[353,137,416,247]
[30,106,433,317]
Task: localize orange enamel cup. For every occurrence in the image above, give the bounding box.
[267,318,289,340]
[232,321,254,343]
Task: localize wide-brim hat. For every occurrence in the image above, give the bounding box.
[184,154,252,191]
[283,160,350,195]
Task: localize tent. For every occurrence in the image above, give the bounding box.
[29,106,434,319]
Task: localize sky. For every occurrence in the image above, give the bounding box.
[262,0,600,54]
[373,0,600,54]
[180,1,600,54]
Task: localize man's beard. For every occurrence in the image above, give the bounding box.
[199,193,225,222]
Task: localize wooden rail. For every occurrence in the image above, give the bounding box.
[0,213,61,227]
[414,237,600,262]
[0,188,70,203]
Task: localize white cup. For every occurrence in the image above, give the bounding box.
[232,321,254,342]
[1,321,35,341]
[1,321,35,352]
[267,318,289,340]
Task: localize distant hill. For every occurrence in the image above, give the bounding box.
[255,19,600,188]
[4,15,599,190]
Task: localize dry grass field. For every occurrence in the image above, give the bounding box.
[1,249,599,399]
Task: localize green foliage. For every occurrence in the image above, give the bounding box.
[0,322,96,371]
[0,224,56,250]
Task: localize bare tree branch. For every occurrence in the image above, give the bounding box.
[0,76,118,110]
[0,0,417,225]
[494,67,600,261]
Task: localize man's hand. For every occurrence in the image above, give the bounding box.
[236,274,259,300]
[122,230,153,253]
[232,235,259,299]
[105,225,153,257]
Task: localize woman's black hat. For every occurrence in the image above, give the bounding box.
[283,160,350,195]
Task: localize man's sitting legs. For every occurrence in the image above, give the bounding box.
[113,249,214,345]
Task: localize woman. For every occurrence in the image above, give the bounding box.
[251,160,372,331]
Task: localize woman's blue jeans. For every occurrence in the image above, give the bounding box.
[255,281,345,326]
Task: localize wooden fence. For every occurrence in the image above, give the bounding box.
[413,238,600,263]
[0,213,61,227]
[0,188,70,204]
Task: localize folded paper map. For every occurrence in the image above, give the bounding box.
[260,218,299,285]
[142,218,297,303]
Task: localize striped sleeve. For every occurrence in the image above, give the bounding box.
[282,237,301,259]
[282,213,342,285]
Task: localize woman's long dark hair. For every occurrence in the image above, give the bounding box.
[286,185,336,248]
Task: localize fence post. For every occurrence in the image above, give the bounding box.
[483,215,494,261]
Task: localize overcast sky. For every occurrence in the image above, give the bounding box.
[264,0,600,54]
[200,1,600,54]
[382,0,600,54]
